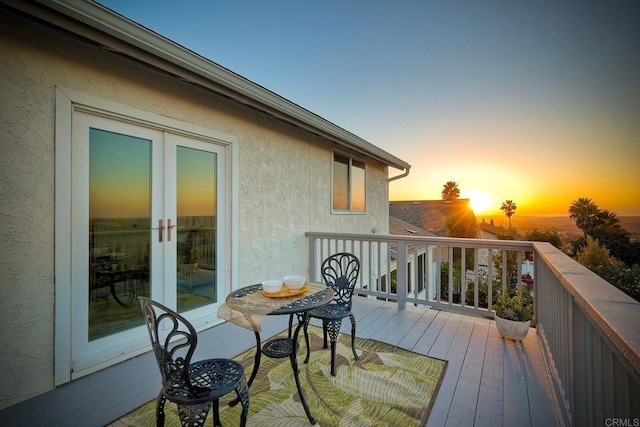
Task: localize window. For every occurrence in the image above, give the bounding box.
[332,153,366,212]
[55,88,236,384]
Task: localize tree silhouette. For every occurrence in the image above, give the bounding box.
[595,209,619,227]
[441,181,460,202]
[569,197,599,236]
[500,200,517,229]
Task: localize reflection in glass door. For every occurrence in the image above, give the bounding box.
[88,128,151,341]
[176,146,217,313]
[69,105,230,380]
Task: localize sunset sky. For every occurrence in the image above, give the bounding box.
[99,0,640,216]
[90,130,217,218]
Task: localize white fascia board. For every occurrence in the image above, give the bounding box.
[26,0,410,172]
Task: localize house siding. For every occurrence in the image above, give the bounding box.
[0,7,389,416]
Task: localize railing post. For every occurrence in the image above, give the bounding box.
[308,236,318,283]
[396,240,407,309]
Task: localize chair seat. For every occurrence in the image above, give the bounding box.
[307,303,350,321]
[164,359,245,405]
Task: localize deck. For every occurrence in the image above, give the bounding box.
[345,296,565,427]
[110,295,565,426]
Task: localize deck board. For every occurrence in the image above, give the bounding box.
[397,308,438,350]
[429,314,475,427]
[503,336,535,426]
[413,309,451,355]
[523,328,565,427]
[475,322,505,426]
[373,306,423,344]
[447,319,490,426]
[348,297,565,427]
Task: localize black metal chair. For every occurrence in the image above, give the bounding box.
[138,297,249,427]
[303,252,360,376]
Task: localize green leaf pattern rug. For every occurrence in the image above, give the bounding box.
[112,325,447,426]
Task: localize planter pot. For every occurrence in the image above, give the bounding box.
[494,315,531,340]
[452,292,461,304]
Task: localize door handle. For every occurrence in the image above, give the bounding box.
[167,219,182,242]
[152,219,164,242]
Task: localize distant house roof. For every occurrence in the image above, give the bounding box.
[388,216,436,258]
[478,219,501,238]
[9,0,410,174]
[389,216,437,237]
[389,199,477,237]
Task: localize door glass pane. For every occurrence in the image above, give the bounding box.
[88,128,151,341]
[176,146,217,313]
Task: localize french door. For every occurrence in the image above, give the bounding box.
[70,110,227,376]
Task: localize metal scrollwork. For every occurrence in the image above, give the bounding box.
[138,297,249,426]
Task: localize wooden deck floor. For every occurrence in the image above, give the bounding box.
[343,296,566,427]
[111,296,566,426]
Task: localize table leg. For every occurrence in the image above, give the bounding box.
[229,330,262,407]
[291,312,316,424]
[246,331,262,388]
[109,283,130,308]
[288,313,294,338]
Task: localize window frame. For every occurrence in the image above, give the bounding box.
[331,151,367,214]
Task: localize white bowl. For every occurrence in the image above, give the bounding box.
[262,279,283,294]
[283,275,305,291]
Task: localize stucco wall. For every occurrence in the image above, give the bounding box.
[0,9,389,409]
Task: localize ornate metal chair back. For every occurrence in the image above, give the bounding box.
[321,252,360,309]
[139,297,208,399]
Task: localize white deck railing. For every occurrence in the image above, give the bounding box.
[306,232,640,426]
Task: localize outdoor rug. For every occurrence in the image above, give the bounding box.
[112,325,447,426]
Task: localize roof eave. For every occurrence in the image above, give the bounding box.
[15,0,410,172]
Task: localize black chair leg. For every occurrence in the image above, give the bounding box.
[330,339,337,376]
[156,393,166,427]
[326,319,342,376]
[322,321,328,348]
[236,378,250,427]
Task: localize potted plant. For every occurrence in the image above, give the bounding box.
[492,286,534,340]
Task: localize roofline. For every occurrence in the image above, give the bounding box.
[5,0,411,172]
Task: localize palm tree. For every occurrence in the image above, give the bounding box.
[441,181,460,203]
[500,200,517,229]
[595,209,619,227]
[569,197,599,236]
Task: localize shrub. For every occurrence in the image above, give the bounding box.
[493,287,533,322]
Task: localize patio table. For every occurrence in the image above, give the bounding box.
[93,269,139,307]
[217,282,333,424]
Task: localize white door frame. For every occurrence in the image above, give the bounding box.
[54,87,238,384]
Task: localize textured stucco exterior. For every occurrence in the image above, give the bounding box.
[0,8,390,410]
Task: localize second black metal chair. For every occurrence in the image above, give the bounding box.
[303,252,360,376]
[139,297,249,427]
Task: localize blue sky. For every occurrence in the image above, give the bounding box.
[98,0,640,216]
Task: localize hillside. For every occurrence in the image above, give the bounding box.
[477,215,640,241]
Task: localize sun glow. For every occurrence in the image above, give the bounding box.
[468,191,494,214]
